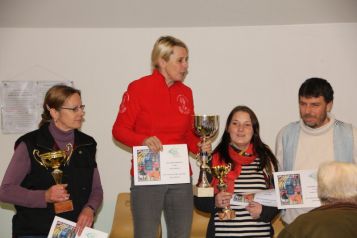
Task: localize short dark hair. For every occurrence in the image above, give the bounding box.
[298,78,334,103]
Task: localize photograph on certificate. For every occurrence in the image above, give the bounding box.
[48,216,76,238]
[230,189,277,207]
[274,170,320,209]
[276,173,303,206]
[135,148,161,182]
[133,144,190,185]
[231,193,254,206]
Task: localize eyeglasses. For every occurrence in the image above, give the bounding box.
[61,105,85,112]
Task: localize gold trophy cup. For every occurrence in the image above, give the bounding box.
[193,115,219,197]
[33,143,74,214]
[211,164,236,220]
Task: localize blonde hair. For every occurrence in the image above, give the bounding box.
[318,162,357,204]
[151,36,188,70]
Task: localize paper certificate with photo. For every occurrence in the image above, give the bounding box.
[273,169,321,209]
[47,216,108,238]
[133,144,190,185]
[230,189,277,207]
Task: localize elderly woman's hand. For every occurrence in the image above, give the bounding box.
[45,184,69,203]
[75,206,94,236]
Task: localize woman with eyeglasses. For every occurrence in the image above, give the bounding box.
[0,85,103,238]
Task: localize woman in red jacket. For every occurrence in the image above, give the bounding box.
[112,36,210,238]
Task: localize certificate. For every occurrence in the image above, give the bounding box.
[133,144,190,185]
[47,216,108,238]
[273,170,321,209]
[230,189,277,207]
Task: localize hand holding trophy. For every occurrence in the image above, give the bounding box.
[33,143,74,214]
[211,164,236,220]
[193,115,219,197]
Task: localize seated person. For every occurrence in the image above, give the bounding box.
[278,161,357,238]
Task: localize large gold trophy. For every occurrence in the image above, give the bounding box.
[33,143,73,214]
[193,115,219,197]
[211,164,236,220]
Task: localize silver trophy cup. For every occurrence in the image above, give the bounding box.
[193,115,219,197]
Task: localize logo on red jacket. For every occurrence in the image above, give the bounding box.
[177,94,190,115]
[119,92,129,113]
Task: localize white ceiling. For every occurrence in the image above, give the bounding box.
[0,0,357,28]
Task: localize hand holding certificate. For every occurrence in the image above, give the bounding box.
[230,170,321,209]
[48,216,108,238]
[133,144,190,185]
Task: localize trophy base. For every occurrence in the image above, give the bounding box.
[54,200,74,214]
[218,209,236,220]
[193,186,214,197]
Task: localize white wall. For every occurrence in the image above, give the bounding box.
[1,23,357,237]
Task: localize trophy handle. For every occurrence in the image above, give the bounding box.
[64,143,73,165]
[32,149,47,169]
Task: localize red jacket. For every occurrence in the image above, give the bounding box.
[112,70,199,175]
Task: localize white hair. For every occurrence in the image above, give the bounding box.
[318,162,357,204]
